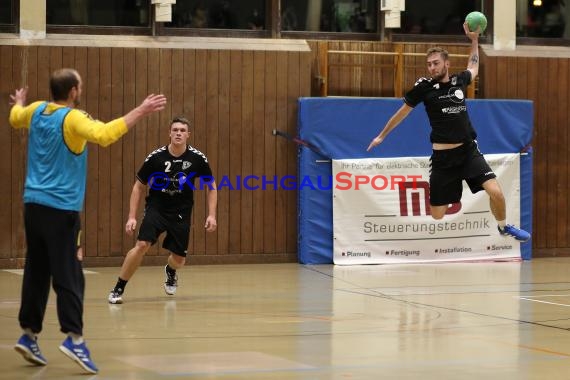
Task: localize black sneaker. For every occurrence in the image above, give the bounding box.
[108,290,123,304]
[164,265,178,295]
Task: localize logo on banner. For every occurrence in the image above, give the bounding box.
[398,181,461,216]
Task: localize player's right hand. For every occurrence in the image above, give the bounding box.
[125,218,137,235]
[367,135,384,152]
[9,87,28,106]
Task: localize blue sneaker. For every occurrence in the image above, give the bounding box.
[498,224,531,242]
[59,336,98,374]
[14,334,47,366]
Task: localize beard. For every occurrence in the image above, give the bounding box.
[73,97,81,107]
[431,67,448,82]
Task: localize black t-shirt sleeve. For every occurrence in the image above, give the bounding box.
[136,156,155,184]
[456,70,472,86]
[197,156,213,181]
[404,77,430,107]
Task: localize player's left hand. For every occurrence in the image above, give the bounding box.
[463,22,480,40]
[367,135,384,152]
[205,216,217,232]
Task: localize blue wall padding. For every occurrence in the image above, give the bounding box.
[298,97,533,264]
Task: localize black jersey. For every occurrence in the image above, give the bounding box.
[404,70,477,144]
[137,145,213,215]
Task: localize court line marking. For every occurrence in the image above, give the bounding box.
[3,269,98,275]
[518,297,570,307]
[304,265,570,331]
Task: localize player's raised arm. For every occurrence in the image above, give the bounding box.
[464,22,480,79]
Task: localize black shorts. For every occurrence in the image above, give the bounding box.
[137,205,191,257]
[429,141,496,206]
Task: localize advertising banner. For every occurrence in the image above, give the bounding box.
[333,154,521,264]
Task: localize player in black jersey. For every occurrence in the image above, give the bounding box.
[108,117,218,304]
[367,23,530,242]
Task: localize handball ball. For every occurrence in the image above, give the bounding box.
[465,11,487,33]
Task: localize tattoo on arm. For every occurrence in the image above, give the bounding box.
[470,54,479,65]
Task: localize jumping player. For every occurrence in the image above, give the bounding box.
[367,23,530,242]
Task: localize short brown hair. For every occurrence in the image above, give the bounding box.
[426,47,449,61]
[50,68,80,101]
[171,116,191,129]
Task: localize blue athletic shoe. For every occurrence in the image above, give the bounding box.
[59,336,98,374]
[498,224,531,242]
[14,334,47,366]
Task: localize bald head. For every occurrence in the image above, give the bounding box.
[50,68,81,102]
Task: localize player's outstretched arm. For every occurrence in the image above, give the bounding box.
[123,94,167,129]
[367,103,413,151]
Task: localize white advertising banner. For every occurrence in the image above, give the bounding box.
[332,154,521,265]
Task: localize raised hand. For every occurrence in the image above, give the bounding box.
[463,22,480,41]
[9,87,28,106]
[139,94,167,115]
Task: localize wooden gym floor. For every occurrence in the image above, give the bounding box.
[1,258,570,379]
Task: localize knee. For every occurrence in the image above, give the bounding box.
[488,188,505,203]
[430,206,448,220]
[133,241,151,255]
[431,212,445,220]
[169,254,186,268]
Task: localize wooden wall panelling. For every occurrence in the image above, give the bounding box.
[286,51,301,255]
[1,46,13,261]
[36,47,51,100]
[545,58,559,248]
[534,58,549,248]
[132,48,149,256]
[252,51,265,254]
[381,43,395,97]
[157,48,175,259]
[327,41,340,95]
[556,58,568,248]
[218,49,231,256]
[263,50,277,254]
[12,46,33,262]
[146,48,162,257]
[240,50,254,255]
[62,45,74,68]
[192,50,208,256]
[338,41,353,96]
[85,47,100,260]
[360,42,374,96]
[180,49,195,256]
[528,57,545,248]
[121,47,137,256]
[74,47,89,257]
[275,51,288,254]
[49,46,62,74]
[564,58,570,250]
[97,47,112,259]
[205,50,220,255]
[110,47,125,258]
[229,50,243,255]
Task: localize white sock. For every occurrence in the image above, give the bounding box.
[497,220,506,229]
[69,333,84,345]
